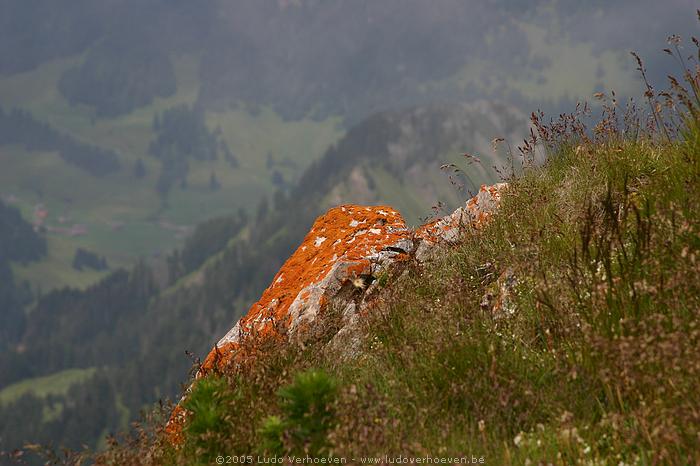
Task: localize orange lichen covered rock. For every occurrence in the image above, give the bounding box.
[199,204,413,374]
[167,184,507,441]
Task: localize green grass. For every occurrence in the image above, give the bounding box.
[337,140,699,463]
[0,367,97,405]
[207,106,344,179]
[12,235,110,292]
[98,88,700,464]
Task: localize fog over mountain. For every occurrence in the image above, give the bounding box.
[0,1,696,463]
[1,0,696,120]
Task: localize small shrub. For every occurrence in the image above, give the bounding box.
[259,369,338,456]
[182,375,234,463]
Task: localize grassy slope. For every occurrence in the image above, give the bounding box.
[339,137,698,464]
[0,55,343,291]
[120,120,700,465]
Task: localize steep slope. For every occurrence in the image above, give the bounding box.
[103,95,700,466]
[0,102,524,462]
[166,184,506,441]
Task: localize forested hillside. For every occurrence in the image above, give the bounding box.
[0,202,45,351]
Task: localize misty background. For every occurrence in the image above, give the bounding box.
[0,0,695,462]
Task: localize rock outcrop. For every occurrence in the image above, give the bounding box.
[415,183,506,260]
[201,203,414,373]
[167,183,507,439]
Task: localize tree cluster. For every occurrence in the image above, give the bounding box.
[0,106,121,176]
[149,105,237,196]
[72,248,108,271]
[58,37,176,117]
[0,201,46,350]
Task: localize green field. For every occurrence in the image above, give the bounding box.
[0,367,97,406]
[0,54,344,292]
[421,20,637,105]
